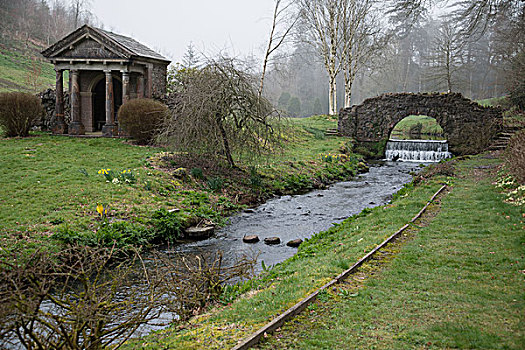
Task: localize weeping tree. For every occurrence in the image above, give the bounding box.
[157,57,283,168]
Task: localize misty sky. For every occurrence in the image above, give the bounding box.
[91,0,277,64]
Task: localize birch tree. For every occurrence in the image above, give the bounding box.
[296,0,346,115]
[340,0,382,107]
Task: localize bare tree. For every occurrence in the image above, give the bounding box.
[70,0,92,29]
[426,21,464,92]
[0,247,166,349]
[340,0,383,107]
[158,57,283,168]
[258,0,298,100]
[296,0,347,115]
[24,57,43,93]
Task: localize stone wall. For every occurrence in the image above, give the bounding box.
[39,89,70,131]
[151,63,168,99]
[338,92,503,156]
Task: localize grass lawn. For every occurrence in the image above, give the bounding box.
[127,154,524,349]
[391,115,444,139]
[256,155,524,349]
[0,116,357,254]
[0,134,160,253]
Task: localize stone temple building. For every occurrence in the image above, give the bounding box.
[41,25,170,136]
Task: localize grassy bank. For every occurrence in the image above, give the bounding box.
[0,116,361,255]
[125,166,447,348]
[256,156,525,349]
[126,154,524,349]
[0,36,55,93]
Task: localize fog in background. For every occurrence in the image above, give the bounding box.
[1,0,523,115]
[91,0,278,63]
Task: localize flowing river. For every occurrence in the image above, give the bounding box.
[4,161,429,347]
[164,161,423,272]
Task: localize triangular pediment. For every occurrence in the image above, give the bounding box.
[58,37,124,59]
[42,25,133,60]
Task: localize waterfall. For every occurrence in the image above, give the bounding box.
[385,139,452,162]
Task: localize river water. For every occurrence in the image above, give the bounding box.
[3,161,427,347]
[165,161,423,271]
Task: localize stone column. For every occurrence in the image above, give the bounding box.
[52,69,66,134]
[137,74,145,98]
[122,72,130,104]
[102,70,117,137]
[146,64,153,98]
[68,69,85,135]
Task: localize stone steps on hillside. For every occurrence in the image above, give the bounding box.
[488,126,523,151]
[325,128,339,136]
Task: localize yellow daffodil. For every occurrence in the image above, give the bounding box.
[96,203,104,218]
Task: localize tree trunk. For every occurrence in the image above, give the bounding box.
[217,118,235,168]
[328,75,337,115]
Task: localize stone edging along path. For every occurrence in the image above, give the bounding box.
[232,184,449,350]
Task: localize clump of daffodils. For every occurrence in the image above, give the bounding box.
[320,153,349,163]
[97,168,136,184]
[494,172,525,206]
[505,185,525,206]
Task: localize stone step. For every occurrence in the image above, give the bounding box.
[185,226,215,239]
[488,145,506,150]
[325,128,339,136]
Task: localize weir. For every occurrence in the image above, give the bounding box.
[385,139,452,162]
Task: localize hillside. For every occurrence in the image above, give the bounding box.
[0,32,55,93]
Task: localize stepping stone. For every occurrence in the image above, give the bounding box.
[243,235,260,243]
[286,239,303,248]
[185,226,214,239]
[264,237,281,245]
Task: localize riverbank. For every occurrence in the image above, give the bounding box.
[127,153,524,349]
[0,115,362,256]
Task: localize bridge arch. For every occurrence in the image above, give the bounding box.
[338,93,502,156]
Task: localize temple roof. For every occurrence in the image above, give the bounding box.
[41,25,170,64]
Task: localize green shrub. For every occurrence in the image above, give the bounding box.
[95,221,152,247]
[117,98,168,144]
[150,208,184,243]
[408,122,423,135]
[52,221,152,248]
[0,92,43,137]
[249,166,262,189]
[505,130,525,183]
[190,167,204,180]
[207,177,224,191]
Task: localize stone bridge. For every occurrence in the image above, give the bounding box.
[338,93,502,156]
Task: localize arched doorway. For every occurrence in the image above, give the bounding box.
[92,76,122,131]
